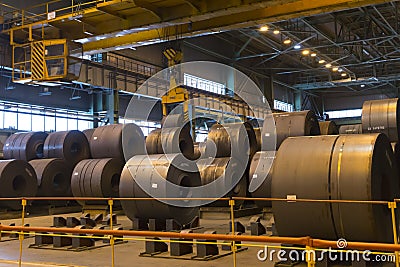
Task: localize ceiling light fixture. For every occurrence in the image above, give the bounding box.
[338,68,343,72]
[283,39,292,44]
[294,44,301,49]
[319,59,326,64]
[332,67,339,72]
[361,84,365,88]
[325,63,332,68]
[273,30,280,34]
[302,50,310,55]
[341,73,347,77]
[260,26,269,32]
[310,53,317,57]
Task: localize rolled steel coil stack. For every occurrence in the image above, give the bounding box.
[72,124,145,205]
[338,124,362,134]
[318,121,339,135]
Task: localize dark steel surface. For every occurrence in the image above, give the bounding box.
[119,154,201,226]
[253,128,262,152]
[71,158,124,199]
[29,158,73,197]
[318,121,339,135]
[269,110,320,149]
[272,134,398,243]
[0,159,37,209]
[3,132,48,161]
[43,130,90,166]
[248,151,274,208]
[197,157,247,207]
[90,123,145,162]
[338,124,363,134]
[362,98,399,142]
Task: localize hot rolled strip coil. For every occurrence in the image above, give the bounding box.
[338,124,362,134]
[248,151,275,208]
[362,98,399,142]
[272,134,399,243]
[119,154,201,226]
[90,123,145,161]
[197,157,247,207]
[4,132,48,161]
[145,127,194,159]
[0,160,37,210]
[268,110,320,150]
[29,159,72,197]
[43,130,90,166]
[71,158,124,205]
[205,122,257,162]
[318,121,339,135]
[193,142,206,160]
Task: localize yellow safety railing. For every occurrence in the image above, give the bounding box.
[0,196,398,267]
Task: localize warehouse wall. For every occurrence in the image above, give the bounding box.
[323,94,388,111]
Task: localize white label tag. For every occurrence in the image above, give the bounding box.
[47,11,56,20]
[252,174,258,179]
[287,195,297,202]
[74,172,79,176]
[152,183,158,189]
[93,136,98,140]
[264,133,270,137]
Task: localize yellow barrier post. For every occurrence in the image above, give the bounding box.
[108,199,115,267]
[19,198,27,267]
[305,245,316,267]
[389,202,399,267]
[229,199,237,267]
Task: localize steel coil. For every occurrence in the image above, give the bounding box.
[145,127,194,159]
[270,110,320,150]
[29,159,72,197]
[205,122,257,162]
[362,98,399,142]
[119,154,201,226]
[338,124,363,134]
[71,158,124,201]
[318,121,339,135]
[162,113,184,128]
[253,128,262,152]
[0,160,37,210]
[248,151,275,208]
[272,133,398,243]
[90,123,145,161]
[4,132,48,161]
[43,130,89,166]
[197,157,247,207]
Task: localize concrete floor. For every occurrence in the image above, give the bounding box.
[0,211,275,267]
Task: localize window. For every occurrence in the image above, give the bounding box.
[119,117,160,136]
[274,100,294,112]
[325,109,362,119]
[184,73,226,95]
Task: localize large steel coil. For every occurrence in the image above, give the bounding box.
[268,110,320,150]
[90,123,145,161]
[197,157,247,207]
[248,151,275,208]
[318,121,339,135]
[338,124,362,134]
[362,98,399,142]
[205,122,257,162]
[145,127,194,159]
[29,159,72,197]
[71,158,124,201]
[162,113,185,128]
[272,134,398,243]
[4,132,48,161]
[119,154,201,226]
[253,128,262,152]
[43,130,89,166]
[0,160,37,210]
[193,142,206,160]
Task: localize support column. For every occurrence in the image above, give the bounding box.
[294,91,302,111]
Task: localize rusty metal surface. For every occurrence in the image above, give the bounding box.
[362,98,399,142]
[0,159,37,209]
[248,151,275,208]
[90,123,145,162]
[318,121,339,135]
[338,124,363,134]
[119,154,201,226]
[43,130,90,166]
[197,157,247,207]
[71,158,124,199]
[3,132,48,161]
[272,133,398,243]
[29,158,73,197]
[269,110,320,149]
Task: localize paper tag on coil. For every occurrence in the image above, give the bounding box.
[152,183,158,189]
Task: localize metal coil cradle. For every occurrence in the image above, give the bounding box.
[0,159,37,210]
[362,98,399,142]
[272,133,398,243]
[4,132,48,161]
[318,121,339,135]
[119,154,201,226]
[43,130,90,166]
[338,124,362,134]
[248,151,275,208]
[90,123,145,161]
[197,157,247,207]
[71,158,125,203]
[29,158,72,197]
